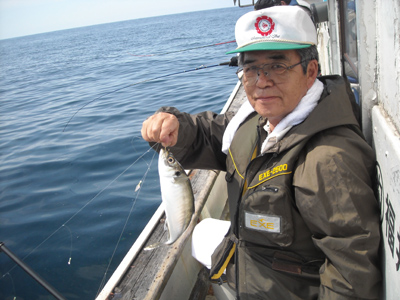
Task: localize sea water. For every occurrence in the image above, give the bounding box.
[0,6,252,300]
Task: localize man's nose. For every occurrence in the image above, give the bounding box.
[256,69,274,87]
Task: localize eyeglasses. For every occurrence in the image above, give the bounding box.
[237,60,308,85]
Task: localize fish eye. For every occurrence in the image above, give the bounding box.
[167,156,175,164]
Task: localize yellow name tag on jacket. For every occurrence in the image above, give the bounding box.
[244,211,281,233]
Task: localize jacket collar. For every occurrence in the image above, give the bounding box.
[277,75,361,153]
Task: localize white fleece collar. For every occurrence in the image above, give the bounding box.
[221,78,324,154]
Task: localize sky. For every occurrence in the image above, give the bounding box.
[0,0,237,40]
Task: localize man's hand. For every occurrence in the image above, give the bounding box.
[141,112,179,147]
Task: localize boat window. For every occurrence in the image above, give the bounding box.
[340,0,358,83]
[237,0,255,7]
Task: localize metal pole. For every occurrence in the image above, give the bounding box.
[0,242,66,300]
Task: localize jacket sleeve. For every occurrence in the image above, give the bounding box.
[154,106,234,171]
[293,128,382,300]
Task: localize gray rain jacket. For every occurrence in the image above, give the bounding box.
[158,75,381,299]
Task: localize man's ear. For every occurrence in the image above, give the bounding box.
[306,60,319,89]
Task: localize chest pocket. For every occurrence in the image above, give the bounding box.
[239,184,295,247]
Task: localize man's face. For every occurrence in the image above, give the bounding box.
[241,50,317,127]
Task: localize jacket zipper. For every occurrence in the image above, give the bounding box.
[234,125,281,299]
[234,126,264,300]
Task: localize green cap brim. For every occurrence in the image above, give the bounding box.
[226,42,312,54]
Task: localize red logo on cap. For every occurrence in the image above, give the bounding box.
[255,16,275,36]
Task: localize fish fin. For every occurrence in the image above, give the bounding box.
[164,238,174,245]
[164,220,169,232]
[163,219,173,238]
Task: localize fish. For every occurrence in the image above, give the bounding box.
[145,148,194,250]
[135,180,142,192]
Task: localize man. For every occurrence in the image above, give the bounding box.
[255,0,311,11]
[142,6,381,300]
[254,0,290,9]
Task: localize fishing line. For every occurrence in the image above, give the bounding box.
[3,272,17,300]
[128,40,236,57]
[62,62,230,132]
[1,143,160,279]
[96,143,160,296]
[62,224,73,265]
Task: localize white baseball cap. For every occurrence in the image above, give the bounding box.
[227,6,317,54]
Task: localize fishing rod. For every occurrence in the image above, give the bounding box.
[63,61,234,132]
[129,40,236,57]
[0,242,66,300]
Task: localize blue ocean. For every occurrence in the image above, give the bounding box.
[0,6,253,300]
